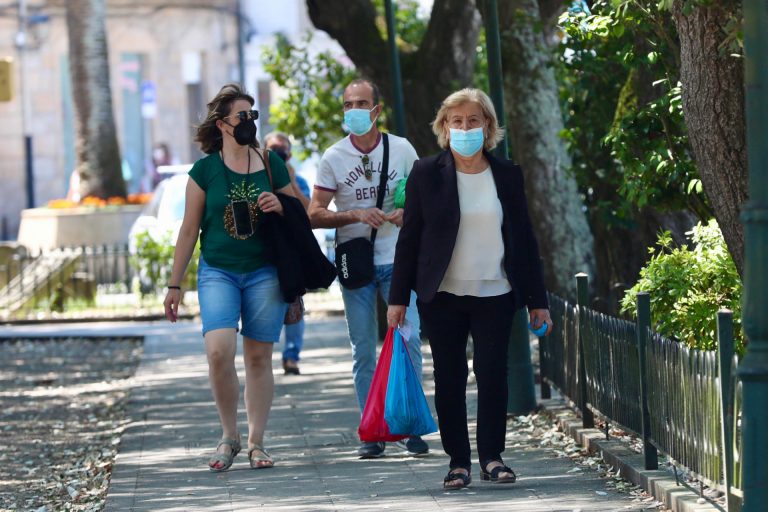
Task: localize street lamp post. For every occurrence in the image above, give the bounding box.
[739,0,768,509]
[482,0,536,414]
[384,0,406,137]
[483,0,508,161]
[16,0,34,209]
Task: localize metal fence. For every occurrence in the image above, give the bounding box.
[582,308,643,437]
[541,281,743,508]
[646,332,724,488]
[541,294,581,409]
[0,244,136,315]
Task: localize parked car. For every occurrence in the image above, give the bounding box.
[128,170,190,253]
[128,170,191,295]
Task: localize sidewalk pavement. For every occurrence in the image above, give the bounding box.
[6,317,653,511]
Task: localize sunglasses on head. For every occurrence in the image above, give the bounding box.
[225,109,259,122]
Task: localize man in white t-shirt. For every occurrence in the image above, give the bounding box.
[309,79,427,459]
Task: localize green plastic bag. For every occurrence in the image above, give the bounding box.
[393,178,407,209]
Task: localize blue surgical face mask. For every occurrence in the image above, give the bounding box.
[449,127,485,157]
[344,106,378,136]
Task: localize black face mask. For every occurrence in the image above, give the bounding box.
[231,119,257,146]
[272,148,289,162]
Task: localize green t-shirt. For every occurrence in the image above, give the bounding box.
[188,149,291,273]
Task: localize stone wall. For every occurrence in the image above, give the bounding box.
[17,205,144,253]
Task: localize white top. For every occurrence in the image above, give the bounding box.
[315,133,418,265]
[438,167,512,297]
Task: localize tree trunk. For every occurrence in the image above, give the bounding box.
[589,207,697,315]
[495,0,595,300]
[671,0,747,277]
[306,0,481,156]
[66,0,126,199]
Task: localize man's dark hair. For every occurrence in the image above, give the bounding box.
[347,78,380,105]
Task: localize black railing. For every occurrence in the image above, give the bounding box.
[542,295,581,409]
[541,277,742,507]
[646,332,725,488]
[0,244,138,315]
[582,308,643,437]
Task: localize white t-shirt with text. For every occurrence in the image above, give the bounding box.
[315,133,418,265]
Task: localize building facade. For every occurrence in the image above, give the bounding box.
[0,0,347,241]
[0,0,240,239]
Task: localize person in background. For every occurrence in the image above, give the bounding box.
[308,78,428,459]
[387,88,552,489]
[148,142,178,190]
[264,131,310,375]
[163,84,295,472]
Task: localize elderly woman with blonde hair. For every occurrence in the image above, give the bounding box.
[387,88,552,489]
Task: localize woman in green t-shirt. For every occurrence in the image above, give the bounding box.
[163,84,294,472]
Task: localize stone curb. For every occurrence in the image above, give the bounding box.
[0,306,345,326]
[540,399,724,512]
[0,312,197,326]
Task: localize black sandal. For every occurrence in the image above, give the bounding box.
[480,462,516,483]
[443,469,472,490]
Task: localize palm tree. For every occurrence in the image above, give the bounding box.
[65,0,126,199]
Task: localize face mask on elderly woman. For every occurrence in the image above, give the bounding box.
[449,127,484,157]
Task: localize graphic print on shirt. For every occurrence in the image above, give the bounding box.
[223,179,261,240]
[341,158,396,201]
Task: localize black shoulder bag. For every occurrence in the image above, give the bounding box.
[335,133,389,289]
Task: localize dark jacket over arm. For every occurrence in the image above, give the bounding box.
[262,193,337,302]
[389,150,548,311]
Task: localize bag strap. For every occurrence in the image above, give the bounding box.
[370,133,389,246]
[254,146,274,191]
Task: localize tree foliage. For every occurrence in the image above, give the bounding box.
[279,0,480,156]
[130,230,199,297]
[370,0,427,49]
[262,1,430,158]
[620,221,743,354]
[557,0,710,226]
[261,34,356,160]
[262,2,490,159]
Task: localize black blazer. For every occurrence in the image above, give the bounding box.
[262,194,337,302]
[389,150,548,311]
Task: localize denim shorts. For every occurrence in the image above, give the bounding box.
[197,257,288,342]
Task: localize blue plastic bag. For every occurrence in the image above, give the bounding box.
[383,327,438,436]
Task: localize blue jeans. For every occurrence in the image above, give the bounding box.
[341,263,422,413]
[282,318,304,361]
[197,257,287,342]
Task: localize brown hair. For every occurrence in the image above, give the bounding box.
[195,83,257,154]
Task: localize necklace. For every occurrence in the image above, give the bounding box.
[220,147,252,190]
[220,147,257,240]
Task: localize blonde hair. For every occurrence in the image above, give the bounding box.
[431,88,505,151]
